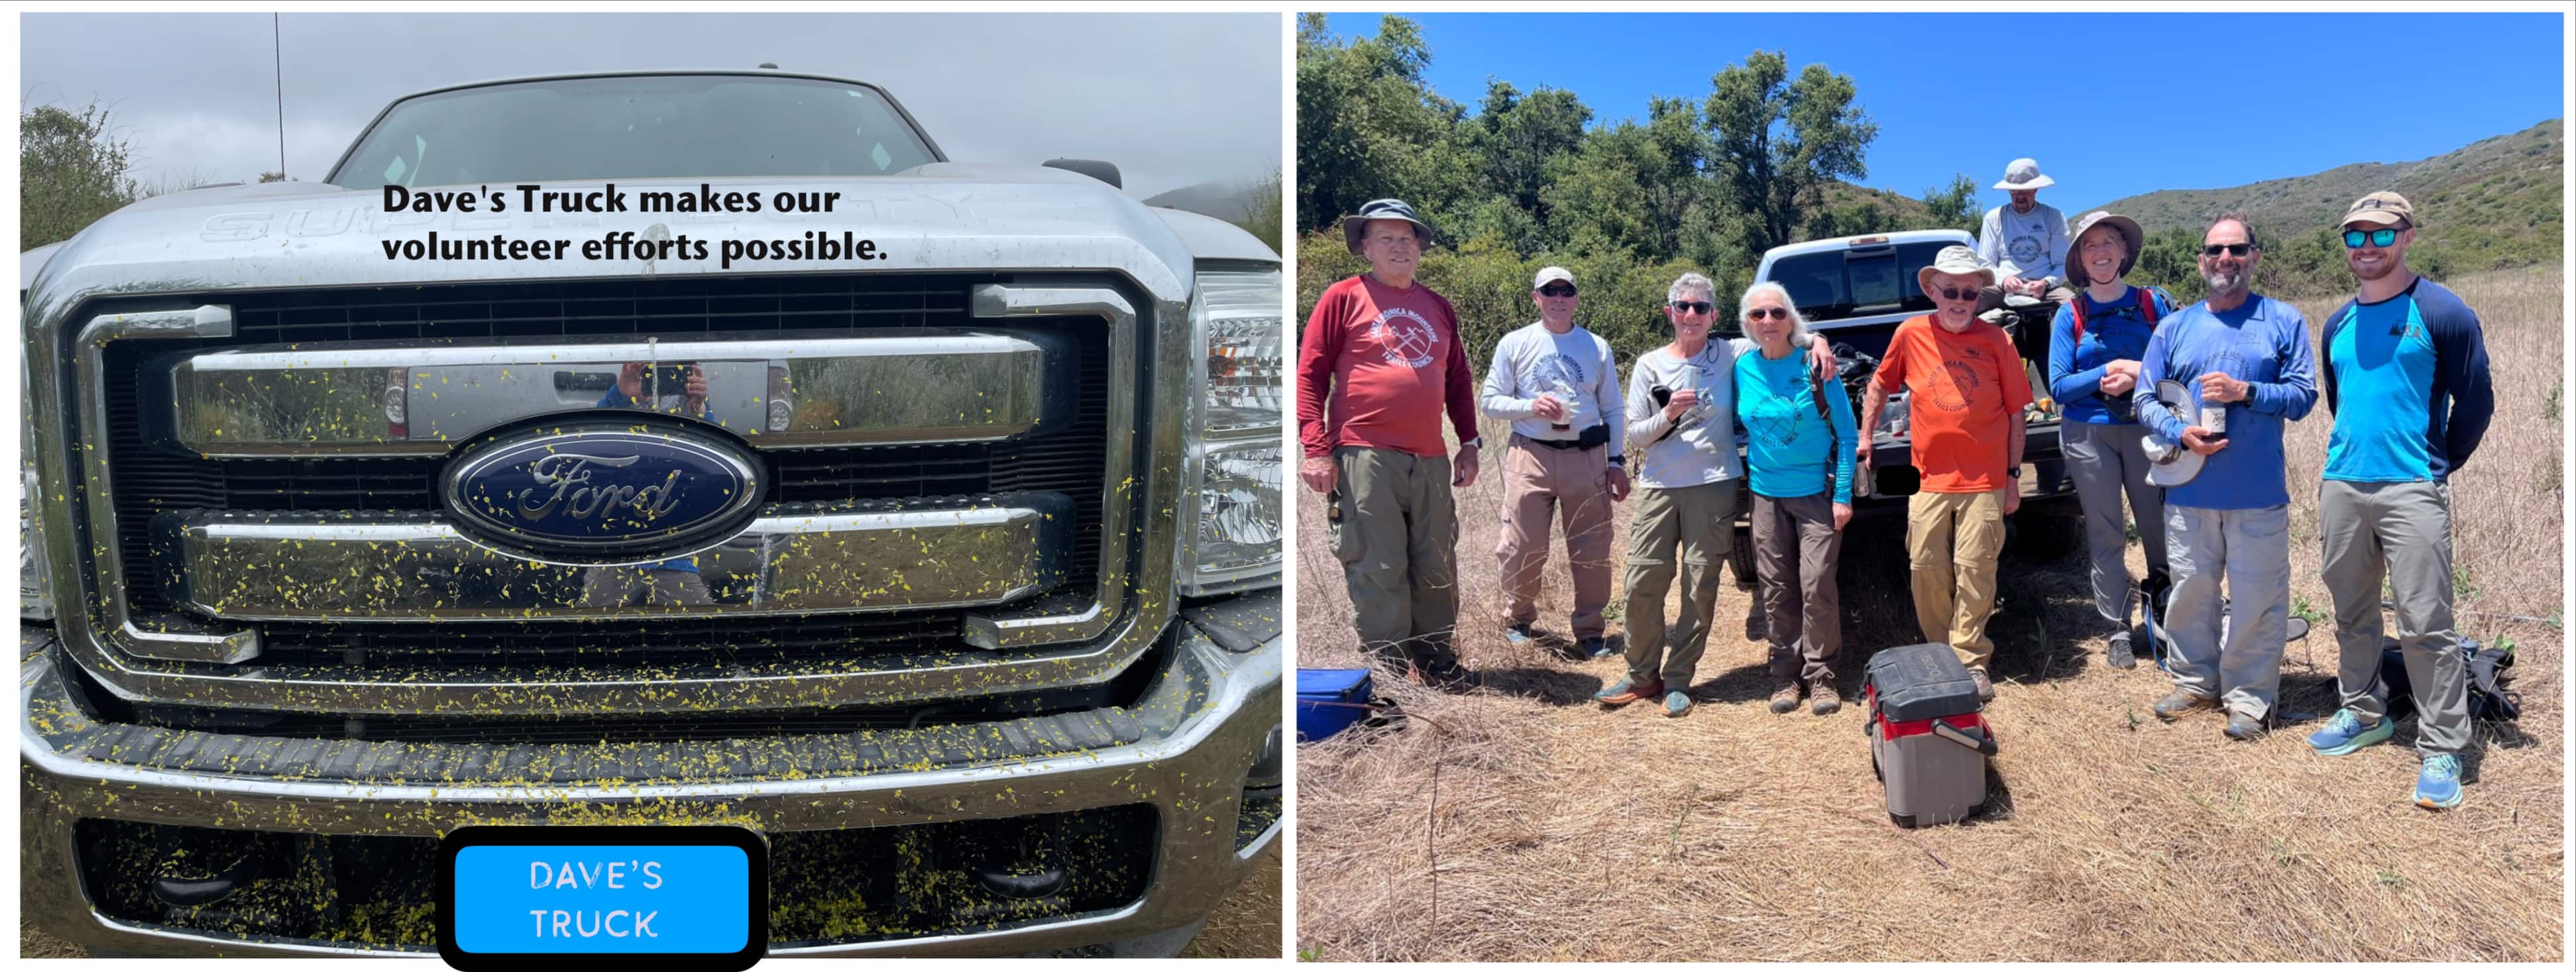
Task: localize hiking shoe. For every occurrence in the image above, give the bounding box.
[1412,651,1475,690]
[1767,678,1803,714]
[1808,678,1842,716]
[1577,635,1615,659]
[2307,708,2395,757]
[1502,623,1536,648]
[1969,668,1995,702]
[2105,629,2137,670]
[1664,690,1694,718]
[1595,677,1663,707]
[2285,616,2310,642]
[2152,689,2217,722]
[2223,712,2268,741]
[2414,754,2464,810]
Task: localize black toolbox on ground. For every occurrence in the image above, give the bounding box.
[1863,643,1997,828]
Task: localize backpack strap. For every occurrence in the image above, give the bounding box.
[2138,286,2168,327]
[1810,363,1838,494]
[2068,295,2090,344]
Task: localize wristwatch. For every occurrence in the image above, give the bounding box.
[2005,465,2023,479]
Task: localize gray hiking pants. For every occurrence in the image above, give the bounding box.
[2320,479,2471,756]
[2062,421,2169,625]
[2164,503,2290,721]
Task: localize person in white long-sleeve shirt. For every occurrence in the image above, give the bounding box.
[1481,266,1629,656]
[1976,158,2077,386]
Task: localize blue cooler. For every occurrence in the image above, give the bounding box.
[1296,668,1375,742]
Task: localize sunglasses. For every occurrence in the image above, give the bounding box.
[1669,301,1714,315]
[1745,307,1791,321]
[1538,284,1579,297]
[2200,243,2256,257]
[1933,286,1980,301]
[2343,227,2403,249]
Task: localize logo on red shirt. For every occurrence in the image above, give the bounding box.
[1369,308,1441,369]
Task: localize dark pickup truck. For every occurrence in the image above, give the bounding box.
[1725,229,2082,578]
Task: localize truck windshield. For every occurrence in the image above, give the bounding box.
[330,75,938,190]
[1768,241,1954,323]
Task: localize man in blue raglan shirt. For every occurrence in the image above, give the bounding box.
[2131,213,2317,741]
[2300,192,2494,810]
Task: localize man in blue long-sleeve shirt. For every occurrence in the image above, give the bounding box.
[2131,214,2317,740]
[2299,191,2494,810]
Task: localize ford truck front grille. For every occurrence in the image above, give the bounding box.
[81,273,1122,675]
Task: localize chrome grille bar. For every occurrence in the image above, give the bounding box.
[158,492,1074,621]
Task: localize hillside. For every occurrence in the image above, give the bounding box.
[2090,118,2562,273]
[1142,179,1270,221]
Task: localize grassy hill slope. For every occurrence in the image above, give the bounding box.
[2089,118,2562,275]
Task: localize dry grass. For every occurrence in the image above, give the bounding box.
[1294,265,2565,962]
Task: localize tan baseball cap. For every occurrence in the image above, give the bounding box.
[1533,266,1575,290]
[2343,191,2415,229]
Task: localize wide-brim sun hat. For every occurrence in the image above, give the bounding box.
[1343,198,1436,256]
[1916,244,1997,296]
[1993,157,2056,191]
[2068,211,2145,285]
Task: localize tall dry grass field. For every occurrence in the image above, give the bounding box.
[1293,265,2563,962]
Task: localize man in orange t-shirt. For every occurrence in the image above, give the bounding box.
[1858,245,2029,698]
[1296,199,1483,686]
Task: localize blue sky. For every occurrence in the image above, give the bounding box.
[1321,11,2567,211]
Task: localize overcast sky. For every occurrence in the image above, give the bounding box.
[20,11,1282,199]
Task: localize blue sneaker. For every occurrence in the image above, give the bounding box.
[2414,754,2464,810]
[1663,690,1693,718]
[1579,636,1615,659]
[1502,623,1536,647]
[2307,708,2395,756]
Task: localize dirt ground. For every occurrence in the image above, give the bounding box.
[1294,267,2565,962]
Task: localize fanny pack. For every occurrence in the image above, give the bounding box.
[1526,425,1611,450]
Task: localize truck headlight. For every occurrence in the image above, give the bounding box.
[21,353,52,621]
[1180,265,1284,596]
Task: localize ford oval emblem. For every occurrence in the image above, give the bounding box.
[443,423,763,562]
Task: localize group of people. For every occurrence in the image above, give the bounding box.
[1296,160,2494,809]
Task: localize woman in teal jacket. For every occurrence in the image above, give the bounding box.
[1733,282,1858,717]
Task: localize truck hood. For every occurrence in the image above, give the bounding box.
[24,165,1201,333]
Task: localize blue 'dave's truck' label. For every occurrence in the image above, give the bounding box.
[438,826,766,969]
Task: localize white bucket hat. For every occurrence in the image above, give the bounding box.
[2142,379,2206,487]
[1993,158,2056,191]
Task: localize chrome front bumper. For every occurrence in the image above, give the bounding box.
[19,590,1282,957]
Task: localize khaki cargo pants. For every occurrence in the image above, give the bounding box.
[1494,435,1615,639]
[1622,482,1736,689]
[1907,489,2006,671]
[1328,446,1461,665]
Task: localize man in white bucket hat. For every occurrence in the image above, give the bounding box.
[1977,158,2076,387]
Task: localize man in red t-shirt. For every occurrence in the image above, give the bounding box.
[1858,245,2029,699]
[1296,198,1483,685]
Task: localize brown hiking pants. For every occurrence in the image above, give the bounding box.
[1752,490,1844,682]
[1493,435,1615,638]
[1329,446,1461,663]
